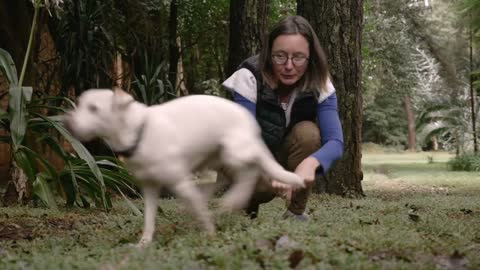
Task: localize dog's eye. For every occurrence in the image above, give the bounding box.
[88,104,99,113]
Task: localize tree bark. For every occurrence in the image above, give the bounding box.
[298,0,364,196]
[469,19,478,154]
[403,95,417,151]
[226,0,269,77]
[432,136,438,151]
[175,36,188,96]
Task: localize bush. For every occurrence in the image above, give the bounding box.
[448,154,480,172]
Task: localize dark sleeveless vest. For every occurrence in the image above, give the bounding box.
[238,56,318,153]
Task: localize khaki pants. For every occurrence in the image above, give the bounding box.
[216,121,321,218]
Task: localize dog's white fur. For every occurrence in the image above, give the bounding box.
[65,89,304,247]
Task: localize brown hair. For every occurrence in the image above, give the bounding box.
[260,15,330,93]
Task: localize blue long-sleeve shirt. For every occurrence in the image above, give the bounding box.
[232,91,344,174]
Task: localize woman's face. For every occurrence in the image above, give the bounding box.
[271,34,310,87]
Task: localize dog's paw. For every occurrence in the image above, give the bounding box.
[135,238,152,249]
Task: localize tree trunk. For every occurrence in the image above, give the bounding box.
[469,19,478,154]
[168,0,179,93]
[431,136,438,151]
[3,161,30,205]
[226,0,269,77]
[403,95,417,151]
[298,0,364,196]
[176,36,188,96]
[113,52,124,89]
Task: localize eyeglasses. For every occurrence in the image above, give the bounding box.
[271,53,309,66]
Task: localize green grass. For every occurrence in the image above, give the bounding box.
[1,152,480,269]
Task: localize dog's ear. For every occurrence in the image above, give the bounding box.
[112,87,134,110]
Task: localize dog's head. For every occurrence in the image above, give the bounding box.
[64,88,134,142]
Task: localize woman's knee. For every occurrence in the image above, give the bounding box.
[289,121,321,151]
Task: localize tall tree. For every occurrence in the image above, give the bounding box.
[404,95,417,150]
[226,0,269,77]
[298,0,364,196]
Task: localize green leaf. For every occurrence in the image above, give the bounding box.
[9,86,29,150]
[61,160,78,207]
[0,48,18,85]
[117,186,142,216]
[0,136,10,144]
[33,173,58,209]
[14,150,37,182]
[0,108,7,120]
[0,108,8,130]
[34,113,109,211]
[22,86,33,102]
[17,145,58,182]
[29,115,65,125]
[28,104,70,114]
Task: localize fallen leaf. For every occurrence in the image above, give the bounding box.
[408,209,420,222]
[288,249,304,268]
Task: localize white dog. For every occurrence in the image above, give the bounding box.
[64,88,304,247]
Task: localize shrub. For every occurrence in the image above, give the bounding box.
[448,154,480,172]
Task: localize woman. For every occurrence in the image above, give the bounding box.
[220,15,344,220]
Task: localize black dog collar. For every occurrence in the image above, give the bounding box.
[114,120,146,158]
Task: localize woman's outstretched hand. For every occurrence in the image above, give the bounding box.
[295,156,320,188]
[270,157,319,203]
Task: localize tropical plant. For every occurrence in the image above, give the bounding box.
[460,0,480,42]
[131,50,175,105]
[53,0,116,96]
[0,0,139,210]
[448,153,480,171]
[0,47,139,210]
[416,99,479,154]
[178,0,229,89]
[362,0,418,147]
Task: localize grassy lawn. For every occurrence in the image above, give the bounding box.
[1,152,480,269]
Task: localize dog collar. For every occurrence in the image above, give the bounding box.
[114,119,146,158]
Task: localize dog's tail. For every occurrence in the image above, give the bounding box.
[258,146,305,188]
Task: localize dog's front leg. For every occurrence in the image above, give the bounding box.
[220,168,259,212]
[137,186,159,248]
[172,180,215,235]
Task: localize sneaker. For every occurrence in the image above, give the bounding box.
[282,210,309,221]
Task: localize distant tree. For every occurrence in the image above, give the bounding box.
[460,0,480,153]
[177,0,229,93]
[226,0,270,77]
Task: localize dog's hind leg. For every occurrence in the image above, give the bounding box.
[172,180,215,235]
[137,186,159,247]
[219,168,259,213]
